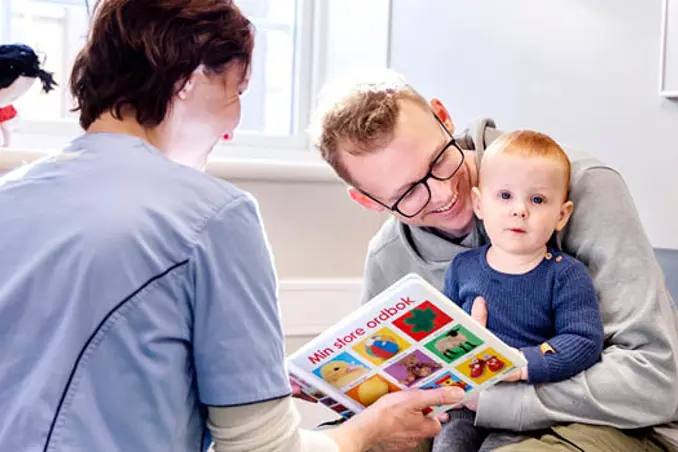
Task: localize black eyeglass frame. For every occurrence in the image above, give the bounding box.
[357,113,465,218]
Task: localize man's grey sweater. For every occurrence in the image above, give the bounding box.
[361,118,678,432]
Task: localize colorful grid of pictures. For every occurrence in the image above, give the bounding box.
[313,352,371,389]
[353,327,411,366]
[456,347,514,385]
[345,374,401,407]
[425,324,483,364]
[306,293,519,418]
[392,300,453,341]
[384,349,443,387]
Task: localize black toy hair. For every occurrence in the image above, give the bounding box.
[0,44,57,92]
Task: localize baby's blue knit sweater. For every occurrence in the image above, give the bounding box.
[443,244,604,384]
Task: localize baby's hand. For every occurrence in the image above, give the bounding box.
[503,368,526,382]
[503,349,528,382]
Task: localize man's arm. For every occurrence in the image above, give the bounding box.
[521,259,604,384]
[476,165,678,430]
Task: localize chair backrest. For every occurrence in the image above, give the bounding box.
[655,248,678,304]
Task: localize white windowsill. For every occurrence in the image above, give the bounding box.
[0,144,341,183]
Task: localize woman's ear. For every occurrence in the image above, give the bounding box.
[177,65,205,100]
[177,79,194,100]
[430,98,455,134]
[348,187,384,212]
[471,187,483,219]
[555,200,574,231]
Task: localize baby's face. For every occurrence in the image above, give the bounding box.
[474,153,571,256]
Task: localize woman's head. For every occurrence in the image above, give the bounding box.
[70,0,254,157]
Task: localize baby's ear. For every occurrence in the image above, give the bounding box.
[555,200,574,232]
[471,187,483,219]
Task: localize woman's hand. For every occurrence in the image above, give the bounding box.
[326,386,464,451]
[290,381,317,403]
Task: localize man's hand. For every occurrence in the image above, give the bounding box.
[326,387,464,452]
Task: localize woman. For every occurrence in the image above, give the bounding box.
[0,1,462,451]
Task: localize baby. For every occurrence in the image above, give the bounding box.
[433,130,605,452]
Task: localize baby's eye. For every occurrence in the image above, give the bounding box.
[532,196,545,204]
[499,191,511,200]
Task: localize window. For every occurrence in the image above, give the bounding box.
[0,0,390,176]
[1,0,311,152]
[1,0,88,122]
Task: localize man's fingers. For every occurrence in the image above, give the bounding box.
[435,412,450,423]
[471,296,488,327]
[421,416,443,438]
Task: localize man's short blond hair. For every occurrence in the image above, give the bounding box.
[308,70,429,185]
[483,130,571,196]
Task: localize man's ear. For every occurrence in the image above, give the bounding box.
[555,200,574,232]
[348,187,385,212]
[430,98,455,134]
[471,187,483,219]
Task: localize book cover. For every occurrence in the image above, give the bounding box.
[287,273,527,419]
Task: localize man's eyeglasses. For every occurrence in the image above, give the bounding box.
[358,113,465,218]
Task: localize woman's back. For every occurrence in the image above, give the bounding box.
[0,132,282,451]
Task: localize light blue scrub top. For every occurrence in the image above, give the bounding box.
[0,133,290,451]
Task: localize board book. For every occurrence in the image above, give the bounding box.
[287,273,527,419]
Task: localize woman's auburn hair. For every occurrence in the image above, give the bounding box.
[70,0,254,129]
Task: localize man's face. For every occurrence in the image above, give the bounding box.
[342,100,477,236]
[473,153,571,256]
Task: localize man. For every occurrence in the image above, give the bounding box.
[309,70,678,451]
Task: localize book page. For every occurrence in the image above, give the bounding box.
[287,273,527,419]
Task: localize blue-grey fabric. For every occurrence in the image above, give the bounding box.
[432,408,529,452]
[656,248,678,304]
[0,133,290,451]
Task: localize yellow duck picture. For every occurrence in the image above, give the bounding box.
[320,360,369,388]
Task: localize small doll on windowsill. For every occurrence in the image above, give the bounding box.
[0,44,57,147]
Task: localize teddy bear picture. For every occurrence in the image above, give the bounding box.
[385,350,443,387]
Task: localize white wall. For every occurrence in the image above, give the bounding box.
[389,0,678,249]
[233,179,387,279]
